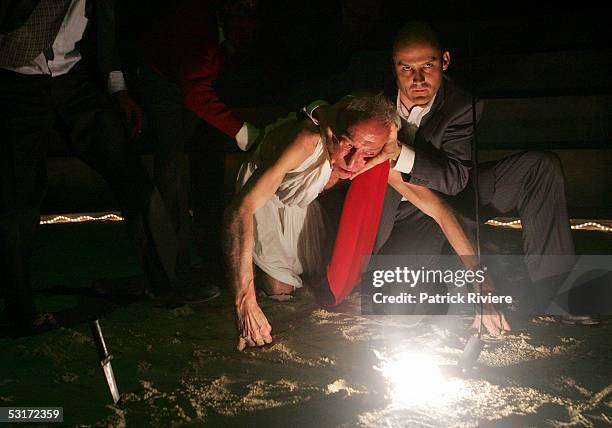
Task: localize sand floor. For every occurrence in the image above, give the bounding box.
[1,227,611,427]
[1,287,611,427]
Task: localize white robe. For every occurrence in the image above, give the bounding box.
[236,115,332,287]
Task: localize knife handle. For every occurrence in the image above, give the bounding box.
[90,319,110,360]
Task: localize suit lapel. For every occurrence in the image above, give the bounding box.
[416,78,447,146]
[386,78,448,146]
[419,77,446,129]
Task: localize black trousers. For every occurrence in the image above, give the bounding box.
[135,65,237,275]
[378,151,575,265]
[0,65,177,330]
[376,151,575,285]
[368,151,575,314]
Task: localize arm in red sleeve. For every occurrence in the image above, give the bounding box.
[174,2,243,138]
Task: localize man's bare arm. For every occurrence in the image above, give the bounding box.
[388,170,476,266]
[387,170,510,335]
[223,127,318,350]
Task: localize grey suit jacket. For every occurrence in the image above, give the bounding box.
[384,76,494,210]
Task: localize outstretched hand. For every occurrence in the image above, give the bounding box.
[470,277,511,336]
[471,303,511,336]
[235,298,273,351]
[349,123,400,179]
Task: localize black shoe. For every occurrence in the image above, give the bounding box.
[168,267,221,304]
[92,276,148,297]
[559,315,601,325]
[535,314,601,326]
[5,312,60,338]
[175,283,222,304]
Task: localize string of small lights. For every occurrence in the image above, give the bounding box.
[39,212,612,232]
[486,218,612,232]
[39,213,124,225]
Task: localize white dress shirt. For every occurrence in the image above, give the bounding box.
[0,0,126,94]
[393,91,436,201]
[393,90,436,174]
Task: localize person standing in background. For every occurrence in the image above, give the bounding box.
[134,0,261,291]
[0,0,182,336]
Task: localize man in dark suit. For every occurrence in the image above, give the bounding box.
[134,0,262,283]
[357,21,575,320]
[308,21,576,329]
[0,0,183,336]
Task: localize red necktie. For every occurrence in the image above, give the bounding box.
[325,161,390,305]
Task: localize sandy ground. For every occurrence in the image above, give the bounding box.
[1,288,611,427]
[1,228,611,427]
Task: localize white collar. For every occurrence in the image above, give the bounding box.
[396,90,437,122]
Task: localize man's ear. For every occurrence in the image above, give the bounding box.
[442,51,451,71]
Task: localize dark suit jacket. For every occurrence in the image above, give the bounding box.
[384,76,494,212]
[79,0,123,89]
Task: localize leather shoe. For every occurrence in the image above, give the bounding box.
[175,283,222,304]
[535,314,601,326]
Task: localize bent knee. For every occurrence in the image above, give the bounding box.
[522,150,563,179]
[264,281,295,296]
[526,150,561,169]
[256,269,295,295]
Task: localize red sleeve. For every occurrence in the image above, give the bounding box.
[174,1,243,138]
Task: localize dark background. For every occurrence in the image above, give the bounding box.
[114,0,610,106]
[44,0,611,217]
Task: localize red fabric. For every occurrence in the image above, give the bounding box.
[147,0,243,138]
[326,161,390,305]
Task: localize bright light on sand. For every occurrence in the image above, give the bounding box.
[375,350,463,407]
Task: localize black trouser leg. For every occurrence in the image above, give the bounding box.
[189,123,237,275]
[1,209,41,332]
[482,151,576,313]
[367,186,448,314]
[484,151,575,280]
[136,66,197,274]
[54,68,177,290]
[374,185,447,257]
[0,71,55,331]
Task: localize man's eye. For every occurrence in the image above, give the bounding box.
[402,66,411,71]
[424,63,433,68]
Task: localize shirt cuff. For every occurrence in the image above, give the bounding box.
[235,122,260,151]
[107,71,127,95]
[393,144,416,174]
